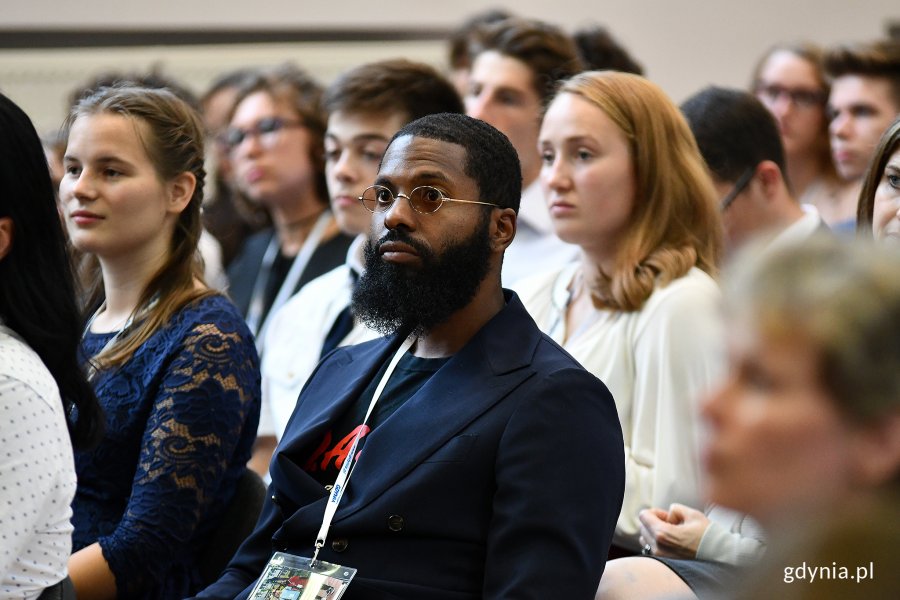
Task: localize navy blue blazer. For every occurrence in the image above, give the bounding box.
[195,292,625,600]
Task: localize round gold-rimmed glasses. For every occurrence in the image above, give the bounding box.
[359,185,500,214]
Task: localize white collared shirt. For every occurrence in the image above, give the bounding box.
[259,235,380,440]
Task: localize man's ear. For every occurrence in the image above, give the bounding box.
[490,208,517,252]
[167,172,197,215]
[0,217,14,261]
[755,160,785,201]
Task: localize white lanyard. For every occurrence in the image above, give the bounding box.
[311,335,416,565]
[246,211,332,349]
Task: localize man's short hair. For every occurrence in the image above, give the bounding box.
[824,40,900,110]
[681,86,787,185]
[323,59,464,122]
[391,113,522,213]
[573,25,644,75]
[448,8,515,71]
[469,17,584,104]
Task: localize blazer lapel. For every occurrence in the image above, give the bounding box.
[334,292,544,519]
[271,334,406,507]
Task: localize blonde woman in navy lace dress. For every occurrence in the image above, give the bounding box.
[60,85,261,599]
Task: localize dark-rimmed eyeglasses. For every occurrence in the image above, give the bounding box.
[221,117,304,151]
[720,167,756,212]
[754,83,827,110]
[359,185,500,214]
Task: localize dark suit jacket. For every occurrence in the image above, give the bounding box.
[195,292,625,600]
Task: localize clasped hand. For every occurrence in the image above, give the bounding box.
[637,503,710,559]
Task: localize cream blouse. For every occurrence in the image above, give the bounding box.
[518,264,726,550]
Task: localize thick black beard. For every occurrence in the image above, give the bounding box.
[352,215,493,337]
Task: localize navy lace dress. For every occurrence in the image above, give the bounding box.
[72,294,261,599]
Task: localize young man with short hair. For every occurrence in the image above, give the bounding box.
[824,40,900,229]
[682,86,829,254]
[465,17,583,284]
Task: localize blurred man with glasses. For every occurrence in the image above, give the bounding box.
[682,87,829,254]
[195,113,624,600]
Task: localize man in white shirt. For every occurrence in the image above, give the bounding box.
[250,60,464,475]
[681,86,829,255]
[465,17,582,285]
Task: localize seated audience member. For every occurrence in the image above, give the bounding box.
[466,17,583,285]
[68,70,229,290]
[0,93,103,600]
[41,127,67,204]
[824,39,900,231]
[201,67,270,268]
[597,504,765,600]
[195,113,625,600]
[682,86,829,254]
[750,44,852,222]
[572,24,644,74]
[60,85,261,599]
[224,65,353,345]
[446,8,515,97]
[518,71,724,555]
[253,60,465,475]
[856,116,900,239]
[599,86,839,599]
[705,237,900,599]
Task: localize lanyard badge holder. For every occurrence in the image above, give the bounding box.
[247,336,416,600]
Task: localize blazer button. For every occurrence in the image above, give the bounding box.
[270,494,281,507]
[387,515,405,532]
[331,538,349,552]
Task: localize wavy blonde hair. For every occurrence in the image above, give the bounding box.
[557,71,721,311]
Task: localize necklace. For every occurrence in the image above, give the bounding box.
[83,301,130,334]
[82,295,159,380]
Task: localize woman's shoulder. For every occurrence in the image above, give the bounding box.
[636,267,722,324]
[0,325,62,412]
[650,267,720,303]
[174,293,246,323]
[514,263,576,305]
[164,294,255,346]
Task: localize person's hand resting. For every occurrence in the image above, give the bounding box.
[638,503,710,559]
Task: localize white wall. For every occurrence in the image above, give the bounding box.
[2,0,898,132]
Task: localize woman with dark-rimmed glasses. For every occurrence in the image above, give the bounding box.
[751,44,855,225]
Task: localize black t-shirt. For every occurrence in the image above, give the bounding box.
[303,351,449,487]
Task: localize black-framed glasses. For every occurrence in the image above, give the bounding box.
[221,116,304,151]
[754,83,827,110]
[720,167,756,212]
[359,185,500,214]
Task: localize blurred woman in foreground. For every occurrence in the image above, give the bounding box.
[709,237,900,598]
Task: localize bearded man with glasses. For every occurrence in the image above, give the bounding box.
[194,113,624,600]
